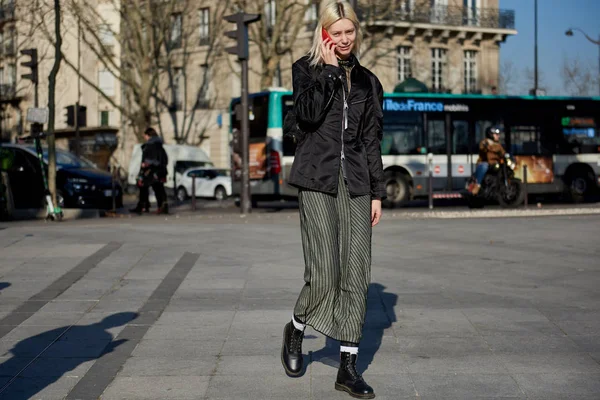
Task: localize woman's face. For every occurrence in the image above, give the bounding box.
[326,18,356,59]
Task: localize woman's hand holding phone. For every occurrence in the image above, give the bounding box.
[321,28,338,67]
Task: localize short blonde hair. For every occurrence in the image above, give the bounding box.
[307,0,362,68]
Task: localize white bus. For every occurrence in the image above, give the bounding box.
[230,89,600,207]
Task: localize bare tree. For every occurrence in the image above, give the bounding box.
[36,0,229,144]
[524,67,550,95]
[47,0,63,207]
[498,60,518,95]
[561,56,599,96]
[230,0,317,89]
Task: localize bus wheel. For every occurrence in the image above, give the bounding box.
[568,172,594,203]
[383,172,410,208]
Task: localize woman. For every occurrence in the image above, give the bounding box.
[281,1,385,398]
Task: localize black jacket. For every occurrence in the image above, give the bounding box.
[288,56,386,200]
[141,136,168,179]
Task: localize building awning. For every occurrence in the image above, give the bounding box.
[393,78,429,93]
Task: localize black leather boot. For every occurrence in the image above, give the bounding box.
[281,321,304,377]
[335,352,375,399]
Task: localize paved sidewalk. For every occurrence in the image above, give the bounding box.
[0,215,599,399]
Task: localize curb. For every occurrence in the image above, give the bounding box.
[386,207,600,220]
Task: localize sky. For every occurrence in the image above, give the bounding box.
[500,0,600,96]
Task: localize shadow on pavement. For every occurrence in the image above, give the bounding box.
[0,312,138,400]
[0,282,10,293]
[307,283,397,375]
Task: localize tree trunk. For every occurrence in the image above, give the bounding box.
[47,0,62,207]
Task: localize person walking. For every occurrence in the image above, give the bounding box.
[280,1,385,398]
[130,127,169,215]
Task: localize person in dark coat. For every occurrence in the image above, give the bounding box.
[280,1,385,399]
[130,127,169,215]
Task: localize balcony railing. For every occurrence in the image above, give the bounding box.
[359,3,515,30]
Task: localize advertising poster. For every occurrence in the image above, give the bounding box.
[513,155,554,184]
[249,142,267,180]
[230,138,267,182]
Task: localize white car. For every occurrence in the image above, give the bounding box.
[176,167,232,201]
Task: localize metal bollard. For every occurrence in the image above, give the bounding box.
[523,165,528,208]
[428,153,433,210]
[191,175,196,211]
[111,166,116,211]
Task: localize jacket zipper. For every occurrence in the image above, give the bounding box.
[340,70,351,183]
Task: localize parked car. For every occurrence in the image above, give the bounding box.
[176,167,231,201]
[0,144,123,210]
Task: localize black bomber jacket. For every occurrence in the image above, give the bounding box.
[288,55,386,200]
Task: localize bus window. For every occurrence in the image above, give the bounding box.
[427,119,446,154]
[381,111,423,155]
[231,94,270,139]
[452,120,469,154]
[510,125,551,155]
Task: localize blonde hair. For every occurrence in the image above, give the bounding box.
[307,0,362,68]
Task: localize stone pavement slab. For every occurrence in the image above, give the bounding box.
[0,214,598,399]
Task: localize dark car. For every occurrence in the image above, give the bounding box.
[0,144,123,210]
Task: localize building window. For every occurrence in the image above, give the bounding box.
[264,0,276,30]
[98,24,114,46]
[196,65,211,109]
[398,0,415,19]
[199,8,210,46]
[7,63,15,85]
[431,48,447,91]
[170,13,183,49]
[397,46,412,83]
[304,0,318,30]
[5,28,15,55]
[98,70,115,96]
[100,110,111,127]
[173,68,183,111]
[463,0,481,26]
[464,50,478,93]
[430,0,448,24]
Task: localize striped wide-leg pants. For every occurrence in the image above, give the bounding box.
[293,170,372,343]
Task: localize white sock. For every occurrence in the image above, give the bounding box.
[292,314,306,331]
[340,345,359,355]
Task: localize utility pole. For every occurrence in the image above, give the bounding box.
[223,12,261,214]
[534,0,538,96]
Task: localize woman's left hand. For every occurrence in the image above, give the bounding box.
[371,199,382,227]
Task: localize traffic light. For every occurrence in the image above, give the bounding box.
[20,48,38,84]
[65,105,75,126]
[223,12,261,61]
[64,105,87,127]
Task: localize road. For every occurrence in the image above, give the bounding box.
[0,214,599,399]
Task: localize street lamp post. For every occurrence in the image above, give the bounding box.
[565,28,600,96]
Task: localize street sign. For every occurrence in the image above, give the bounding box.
[26,107,49,124]
[458,165,464,174]
[434,165,441,174]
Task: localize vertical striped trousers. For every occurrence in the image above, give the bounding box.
[293,170,372,343]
